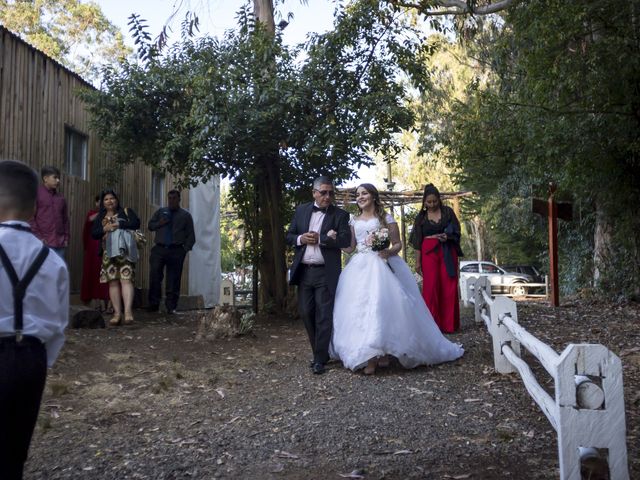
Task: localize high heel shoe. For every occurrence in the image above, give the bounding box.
[123,313,134,325]
[109,314,122,326]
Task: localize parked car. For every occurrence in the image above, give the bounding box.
[501,265,545,284]
[459,260,533,296]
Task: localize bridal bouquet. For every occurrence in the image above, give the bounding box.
[366,227,390,251]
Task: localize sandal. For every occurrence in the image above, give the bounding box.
[123,313,134,325]
[109,314,122,326]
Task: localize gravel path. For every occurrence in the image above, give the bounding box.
[26,300,640,479]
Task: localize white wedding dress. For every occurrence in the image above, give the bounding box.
[330,214,464,370]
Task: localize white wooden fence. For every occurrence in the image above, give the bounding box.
[466,276,629,480]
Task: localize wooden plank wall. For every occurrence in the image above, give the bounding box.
[0,26,188,296]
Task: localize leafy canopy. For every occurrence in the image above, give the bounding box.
[82,0,430,205]
[0,0,130,82]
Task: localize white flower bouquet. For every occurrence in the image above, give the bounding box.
[366,227,390,252]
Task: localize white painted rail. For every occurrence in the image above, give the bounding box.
[467,277,629,479]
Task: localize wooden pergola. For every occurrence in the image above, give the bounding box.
[334,188,475,208]
[334,188,475,260]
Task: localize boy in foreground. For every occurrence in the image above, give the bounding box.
[0,159,69,479]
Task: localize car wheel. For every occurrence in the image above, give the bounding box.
[510,283,527,296]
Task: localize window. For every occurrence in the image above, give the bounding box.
[483,264,500,273]
[461,263,479,273]
[64,127,88,179]
[151,170,165,206]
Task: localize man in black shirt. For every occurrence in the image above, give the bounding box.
[147,190,196,314]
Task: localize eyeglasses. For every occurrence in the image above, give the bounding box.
[314,189,335,196]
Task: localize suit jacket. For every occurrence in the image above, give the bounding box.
[286,202,351,294]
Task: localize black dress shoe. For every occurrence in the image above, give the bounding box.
[312,363,325,375]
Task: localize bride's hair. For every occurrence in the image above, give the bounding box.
[356,183,387,227]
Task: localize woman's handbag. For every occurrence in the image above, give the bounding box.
[123,208,146,249]
[132,230,147,249]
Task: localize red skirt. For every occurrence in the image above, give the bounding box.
[421,237,460,333]
[80,213,109,302]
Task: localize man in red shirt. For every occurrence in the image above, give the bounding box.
[30,166,69,260]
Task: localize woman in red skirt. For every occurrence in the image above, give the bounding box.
[80,195,109,309]
[410,184,463,333]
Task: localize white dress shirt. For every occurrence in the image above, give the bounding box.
[298,205,326,265]
[0,221,69,367]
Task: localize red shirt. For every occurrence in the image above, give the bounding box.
[30,184,70,248]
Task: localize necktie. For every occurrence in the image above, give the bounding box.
[164,210,173,245]
[312,205,327,214]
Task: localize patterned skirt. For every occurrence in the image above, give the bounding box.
[100,252,135,283]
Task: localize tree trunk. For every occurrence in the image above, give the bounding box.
[253,0,275,34]
[256,154,288,313]
[592,203,613,288]
[250,0,287,313]
[469,215,485,261]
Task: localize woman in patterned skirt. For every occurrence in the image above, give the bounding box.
[91,190,140,326]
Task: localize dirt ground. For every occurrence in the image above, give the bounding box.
[26,299,639,480]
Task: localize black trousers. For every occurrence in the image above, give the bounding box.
[297,265,334,365]
[148,245,187,311]
[0,337,47,480]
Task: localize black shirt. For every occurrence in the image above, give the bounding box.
[148,207,196,251]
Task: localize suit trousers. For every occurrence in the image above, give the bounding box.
[0,336,47,480]
[297,265,334,365]
[148,245,187,311]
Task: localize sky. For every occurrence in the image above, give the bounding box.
[94,0,336,49]
[92,0,381,187]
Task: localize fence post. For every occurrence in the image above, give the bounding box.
[490,296,520,374]
[555,344,628,480]
[459,276,469,307]
[473,276,489,323]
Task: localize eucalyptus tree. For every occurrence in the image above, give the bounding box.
[0,0,130,82]
[428,0,640,296]
[81,0,429,312]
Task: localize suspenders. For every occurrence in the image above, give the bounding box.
[0,243,49,342]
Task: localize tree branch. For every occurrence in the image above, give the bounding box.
[388,0,518,16]
[502,101,635,117]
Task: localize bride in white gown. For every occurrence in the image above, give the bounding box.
[329,184,464,374]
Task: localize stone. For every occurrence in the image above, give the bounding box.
[71,309,105,329]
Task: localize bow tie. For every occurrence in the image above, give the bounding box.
[312,205,328,213]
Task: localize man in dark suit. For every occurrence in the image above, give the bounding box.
[286,176,352,374]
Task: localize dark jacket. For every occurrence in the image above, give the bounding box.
[410,205,463,278]
[148,207,196,251]
[286,202,351,295]
[91,207,141,255]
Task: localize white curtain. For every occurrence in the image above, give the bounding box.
[188,177,221,308]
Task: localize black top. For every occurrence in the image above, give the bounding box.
[91,207,141,256]
[410,205,463,278]
[148,207,196,251]
[91,207,141,239]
